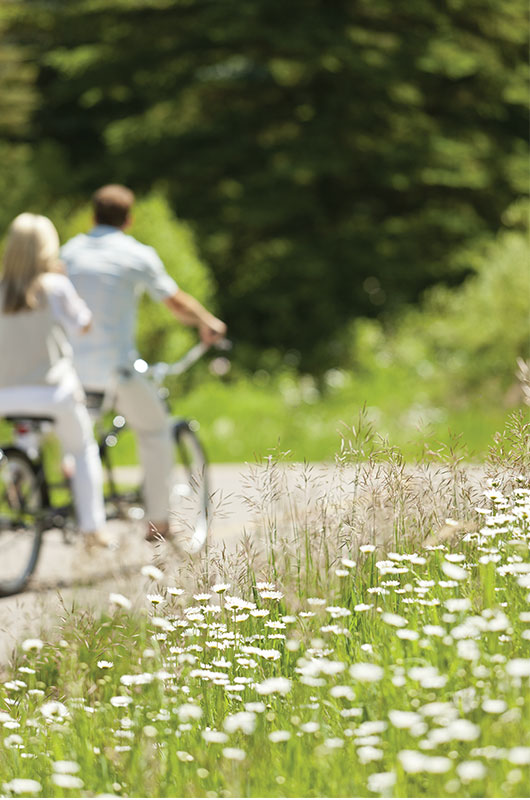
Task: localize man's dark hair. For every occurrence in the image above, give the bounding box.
[92,184,135,227]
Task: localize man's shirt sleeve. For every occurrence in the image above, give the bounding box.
[140,246,179,301]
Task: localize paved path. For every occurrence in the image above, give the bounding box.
[0,464,255,663]
[0,460,490,663]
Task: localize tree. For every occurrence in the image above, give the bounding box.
[0,2,39,233]
[6,0,529,369]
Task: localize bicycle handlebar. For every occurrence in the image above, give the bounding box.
[133,338,232,382]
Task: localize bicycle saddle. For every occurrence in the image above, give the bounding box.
[84,391,105,410]
[4,415,54,425]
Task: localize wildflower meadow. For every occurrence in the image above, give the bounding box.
[0,413,529,798]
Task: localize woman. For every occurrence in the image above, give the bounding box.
[0,213,107,548]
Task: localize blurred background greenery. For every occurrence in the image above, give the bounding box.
[0,0,528,461]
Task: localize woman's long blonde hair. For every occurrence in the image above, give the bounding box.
[1,213,61,313]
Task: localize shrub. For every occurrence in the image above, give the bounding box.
[353,202,530,403]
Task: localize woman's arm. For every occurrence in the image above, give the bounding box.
[44,273,93,335]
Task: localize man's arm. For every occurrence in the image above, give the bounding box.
[163,290,227,345]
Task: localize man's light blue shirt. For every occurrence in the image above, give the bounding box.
[61,225,178,389]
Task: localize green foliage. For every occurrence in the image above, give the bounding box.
[0,143,37,234]
[167,202,529,464]
[353,200,530,400]
[0,6,36,139]
[169,373,516,463]
[4,0,528,370]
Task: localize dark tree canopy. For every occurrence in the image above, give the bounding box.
[3,0,528,369]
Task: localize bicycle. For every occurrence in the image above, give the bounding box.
[0,340,229,597]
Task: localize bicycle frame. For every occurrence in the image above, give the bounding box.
[0,420,71,536]
[94,410,143,517]
[2,338,229,533]
[10,422,53,511]
[0,340,225,595]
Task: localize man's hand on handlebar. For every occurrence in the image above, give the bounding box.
[163,290,226,346]
[198,317,227,346]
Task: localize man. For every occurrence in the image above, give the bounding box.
[61,184,226,541]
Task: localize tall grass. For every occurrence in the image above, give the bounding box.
[0,413,529,797]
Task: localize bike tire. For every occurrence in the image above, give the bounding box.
[0,447,45,597]
[171,421,210,554]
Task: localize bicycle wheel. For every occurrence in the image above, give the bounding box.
[170,421,210,553]
[0,447,44,597]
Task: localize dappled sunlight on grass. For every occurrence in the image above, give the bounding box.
[172,376,521,463]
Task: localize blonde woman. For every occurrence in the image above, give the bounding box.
[0,213,107,548]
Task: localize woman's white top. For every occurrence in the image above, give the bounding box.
[0,272,92,389]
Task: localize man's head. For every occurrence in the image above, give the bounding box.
[92,184,135,228]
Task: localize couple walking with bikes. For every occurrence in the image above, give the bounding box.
[0,185,227,551]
